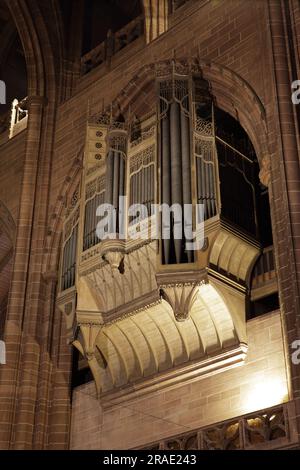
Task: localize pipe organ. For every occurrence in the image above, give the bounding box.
[61,205,79,291]
[83,175,105,251]
[128,116,156,233]
[57,60,266,403]
[105,125,127,235]
[158,75,193,264]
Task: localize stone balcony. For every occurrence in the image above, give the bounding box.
[70,212,259,402]
[137,402,298,450]
[81,15,144,76]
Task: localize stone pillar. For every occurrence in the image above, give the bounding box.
[0,95,44,449]
[0,92,72,449]
[267,0,300,440]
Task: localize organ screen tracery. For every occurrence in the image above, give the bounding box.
[60,66,272,289]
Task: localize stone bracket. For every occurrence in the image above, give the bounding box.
[56,287,77,344]
[74,322,103,397]
[160,283,200,322]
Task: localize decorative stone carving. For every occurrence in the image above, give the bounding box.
[259,153,271,187]
[56,287,77,344]
[139,403,294,450]
[74,322,103,397]
[103,250,124,271]
[72,58,272,402]
[160,283,199,321]
[80,240,158,314]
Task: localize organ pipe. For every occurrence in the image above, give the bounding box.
[170,101,183,263]
[180,105,193,263]
[62,224,78,290]
[159,76,193,265]
[105,151,114,206]
[161,113,171,264]
[105,128,127,234]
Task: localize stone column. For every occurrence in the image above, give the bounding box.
[0,96,45,449]
[268,0,300,440]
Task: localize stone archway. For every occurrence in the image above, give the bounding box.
[100,57,269,181]
[0,0,72,451]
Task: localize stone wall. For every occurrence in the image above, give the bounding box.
[1,0,300,449]
[71,311,289,449]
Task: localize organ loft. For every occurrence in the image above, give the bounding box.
[0,0,300,451]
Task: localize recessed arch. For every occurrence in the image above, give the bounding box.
[4,0,66,101]
[100,58,268,170]
[43,149,84,275]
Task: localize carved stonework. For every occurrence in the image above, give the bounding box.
[56,287,77,344]
[160,283,199,321]
[139,403,295,450]
[80,240,158,314]
[74,322,103,397]
[259,154,271,187]
[103,250,124,271]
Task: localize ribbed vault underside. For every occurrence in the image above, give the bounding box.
[94,283,241,395]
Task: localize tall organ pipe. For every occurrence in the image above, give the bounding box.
[180,108,193,262]
[105,150,114,206]
[161,113,171,264]
[105,130,127,235]
[112,151,120,211]
[170,102,183,264]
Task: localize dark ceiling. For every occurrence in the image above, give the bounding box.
[0,0,144,115]
[0,0,27,115]
[80,0,143,54]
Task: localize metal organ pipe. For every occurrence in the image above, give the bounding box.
[119,156,125,200]
[159,77,195,265]
[180,106,193,263]
[105,150,114,206]
[66,237,71,288]
[161,113,171,264]
[170,101,183,264]
[113,151,120,212]
[105,129,127,235]
[150,165,154,215]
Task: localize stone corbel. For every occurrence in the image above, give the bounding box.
[56,287,77,344]
[100,239,126,271]
[160,283,199,322]
[103,251,124,271]
[75,322,103,397]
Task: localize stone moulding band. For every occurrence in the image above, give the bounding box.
[98,343,248,409]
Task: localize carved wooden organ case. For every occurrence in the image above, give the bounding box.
[57,61,261,404]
